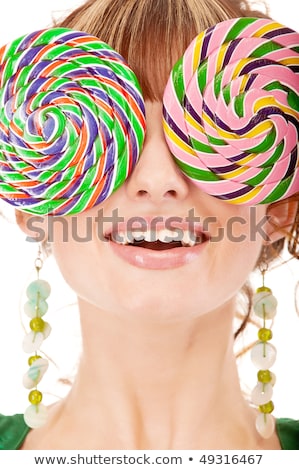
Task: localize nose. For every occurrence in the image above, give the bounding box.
[125,102,189,205]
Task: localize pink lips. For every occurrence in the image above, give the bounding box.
[109,241,208,269]
[105,218,210,270]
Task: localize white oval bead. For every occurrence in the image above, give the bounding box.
[23,374,35,390]
[26,280,51,301]
[24,299,48,318]
[24,404,48,429]
[23,358,49,389]
[255,412,275,439]
[43,322,52,340]
[251,382,273,406]
[253,291,277,319]
[251,342,277,369]
[22,331,44,354]
[270,371,276,387]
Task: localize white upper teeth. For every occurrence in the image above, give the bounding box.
[111,230,199,246]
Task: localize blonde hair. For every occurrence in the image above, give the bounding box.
[58,0,269,100]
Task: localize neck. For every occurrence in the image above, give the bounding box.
[27,298,270,449]
[42,298,261,449]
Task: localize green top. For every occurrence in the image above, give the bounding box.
[0,414,298,449]
[0,414,30,450]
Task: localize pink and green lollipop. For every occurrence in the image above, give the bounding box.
[163,18,299,204]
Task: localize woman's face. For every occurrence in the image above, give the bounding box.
[48,101,269,322]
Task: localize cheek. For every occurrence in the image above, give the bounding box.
[47,216,102,304]
[197,205,267,307]
[211,212,266,293]
[50,227,135,313]
[215,204,267,242]
[50,240,90,297]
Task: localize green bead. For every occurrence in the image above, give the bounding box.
[28,355,42,366]
[257,370,272,384]
[29,390,43,405]
[258,328,273,342]
[30,317,45,332]
[256,286,272,294]
[259,401,274,414]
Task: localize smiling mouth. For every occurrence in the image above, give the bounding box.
[130,240,189,250]
[106,230,209,250]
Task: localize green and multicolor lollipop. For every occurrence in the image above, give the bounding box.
[0,28,146,215]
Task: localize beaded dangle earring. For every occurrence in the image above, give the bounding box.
[250,249,277,439]
[22,245,51,428]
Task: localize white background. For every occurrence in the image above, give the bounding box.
[0,0,298,420]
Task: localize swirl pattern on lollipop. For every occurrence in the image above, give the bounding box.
[0,28,146,215]
[163,18,299,204]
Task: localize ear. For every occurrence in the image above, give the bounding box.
[15,209,48,243]
[265,199,298,244]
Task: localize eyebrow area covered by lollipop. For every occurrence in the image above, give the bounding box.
[163,18,299,205]
[0,28,146,215]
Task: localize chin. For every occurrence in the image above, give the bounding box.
[109,290,214,323]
